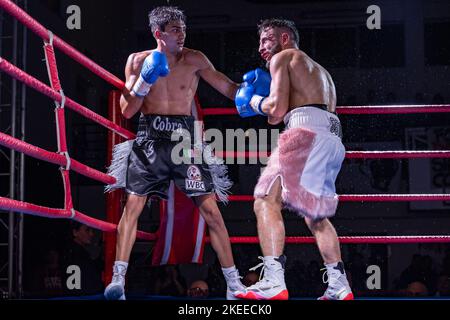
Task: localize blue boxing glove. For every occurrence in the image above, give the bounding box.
[235,68,271,118]
[132,51,170,97]
[243,68,271,96]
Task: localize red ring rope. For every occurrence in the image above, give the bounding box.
[228,194,450,202]
[202,105,450,116]
[221,235,450,244]
[214,150,450,159]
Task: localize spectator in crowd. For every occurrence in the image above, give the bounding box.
[187,280,209,299]
[61,222,103,296]
[395,254,438,295]
[405,281,429,297]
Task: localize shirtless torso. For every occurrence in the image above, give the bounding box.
[120,46,237,118]
[124,48,199,115]
[262,47,337,124]
[278,48,337,114]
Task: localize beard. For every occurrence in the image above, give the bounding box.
[265,43,282,69]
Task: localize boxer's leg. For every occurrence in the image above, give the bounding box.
[305,218,352,300]
[104,194,147,300]
[194,194,245,299]
[304,217,341,264]
[235,177,289,300]
[105,137,167,300]
[254,177,285,257]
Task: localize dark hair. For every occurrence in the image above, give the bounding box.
[257,18,299,46]
[148,6,186,33]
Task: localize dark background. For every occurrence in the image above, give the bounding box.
[1,0,450,298]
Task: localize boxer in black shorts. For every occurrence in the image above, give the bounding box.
[104,6,245,300]
[126,114,216,198]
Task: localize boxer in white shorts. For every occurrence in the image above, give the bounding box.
[233,18,353,300]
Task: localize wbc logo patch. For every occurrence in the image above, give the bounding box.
[185,165,206,191]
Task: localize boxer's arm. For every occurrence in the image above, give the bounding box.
[259,53,290,120]
[120,54,145,119]
[196,51,239,100]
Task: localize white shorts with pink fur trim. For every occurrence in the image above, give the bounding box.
[254,106,345,220]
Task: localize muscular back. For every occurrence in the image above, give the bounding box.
[284,49,337,113]
[125,48,202,116]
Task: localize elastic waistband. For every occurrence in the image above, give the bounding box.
[299,104,328,111]
[137,114,196,140]
[284,107,342,138]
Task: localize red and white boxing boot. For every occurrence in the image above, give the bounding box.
[234,255,289,300]
[318,261,354,300]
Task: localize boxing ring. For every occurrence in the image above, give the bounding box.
[1,0,450,299]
